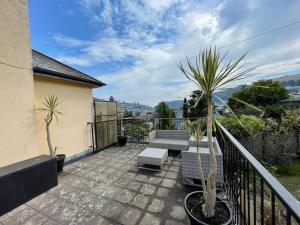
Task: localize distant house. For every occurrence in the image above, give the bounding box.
[0,0,105,166]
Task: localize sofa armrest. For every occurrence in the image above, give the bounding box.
[149,130,156,141]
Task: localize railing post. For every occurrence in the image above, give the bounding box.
[296,127,300,154]
[261,131,267,162]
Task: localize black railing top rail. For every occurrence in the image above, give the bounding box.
[217,121,300,219]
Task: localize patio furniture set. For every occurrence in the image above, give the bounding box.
[137,129,224,187]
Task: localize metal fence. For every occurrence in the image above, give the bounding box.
[217,122,300,225]
[240,129,300,164]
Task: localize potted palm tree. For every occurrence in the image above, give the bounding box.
[179,47,254,224]
[40,95,65,173]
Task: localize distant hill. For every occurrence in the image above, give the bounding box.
[275,74,300,82]
[212,85,244,105]
[162,87,243,109]
[164,100,184,110]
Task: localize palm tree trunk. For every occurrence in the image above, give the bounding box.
[46,122,54,157]
[196,135,207,201]
[202,100,217,217]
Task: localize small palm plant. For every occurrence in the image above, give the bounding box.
[179,47,255,218]
[39,95,62,157]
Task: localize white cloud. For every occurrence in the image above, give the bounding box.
[53,0,300,105]
[53,34,90,47]
[56,56,92,66]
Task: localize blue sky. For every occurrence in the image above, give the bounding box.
[29,0,300,106]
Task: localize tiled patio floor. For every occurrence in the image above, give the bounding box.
[0,144,195,225]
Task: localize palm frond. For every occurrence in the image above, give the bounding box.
[216,96,251,135]
[229,97,262,112]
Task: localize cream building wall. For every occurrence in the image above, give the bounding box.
[34,76,94,158]
[0,0,38,167]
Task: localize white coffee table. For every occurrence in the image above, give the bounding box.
[137,147,168,171]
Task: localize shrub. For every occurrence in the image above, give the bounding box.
[281,108,300,131]
[276,160,300,176]
[218,115,264,139]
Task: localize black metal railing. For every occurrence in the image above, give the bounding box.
[216,122,300,225]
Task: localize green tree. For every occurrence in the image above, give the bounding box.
[188,90,207,118]
[123,110,134,118]
[155,101,173,129]
[179,47,254,217]
[183,98,188,118]
[228,79,289,113]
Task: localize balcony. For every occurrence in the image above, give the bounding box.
[0,118,299,225]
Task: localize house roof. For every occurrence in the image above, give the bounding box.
[32,50,105,87]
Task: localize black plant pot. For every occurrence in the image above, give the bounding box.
[117,135,127,146]
[56,154,66,173]
[184,191,232,225]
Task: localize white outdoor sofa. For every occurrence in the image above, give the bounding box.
[182,137,224,186]
[148,130,190,151]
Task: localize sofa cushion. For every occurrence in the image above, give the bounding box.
[156,130,190,140]
[149,138,188,151]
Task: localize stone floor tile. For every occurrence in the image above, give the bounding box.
[161,178,176,188]
[139,213,161,225]
[69,208,98,225]
[172,160,181,166]
[55,186,82,203]
[147,177,162,185]
[165,219,186,225]
[90,215,120,225]
[170,205,186,220]
[0,205,37,225]
[147,198,165,213]
[101,201,126,221]
[90,183,107,196]
[165,171,178,179]
[130,194,149,209]
[26,193,58,211]
[76,191,110,213]
[140,183,156,195]
[115,189,135,204]
[125,181,142,191]
[169,165,180,172]
[118,207,141,225]
[124,172,136,180]
[154,170,166,177]
[23,213,59,225]
[114,178,130,188]
[41,199,80,224]
[135,174,149,182]
[101,187,122,199]
[156,187,170,197]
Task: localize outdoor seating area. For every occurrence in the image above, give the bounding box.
[0,144,195,225]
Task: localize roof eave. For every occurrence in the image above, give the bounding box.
[33,67,106,88]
